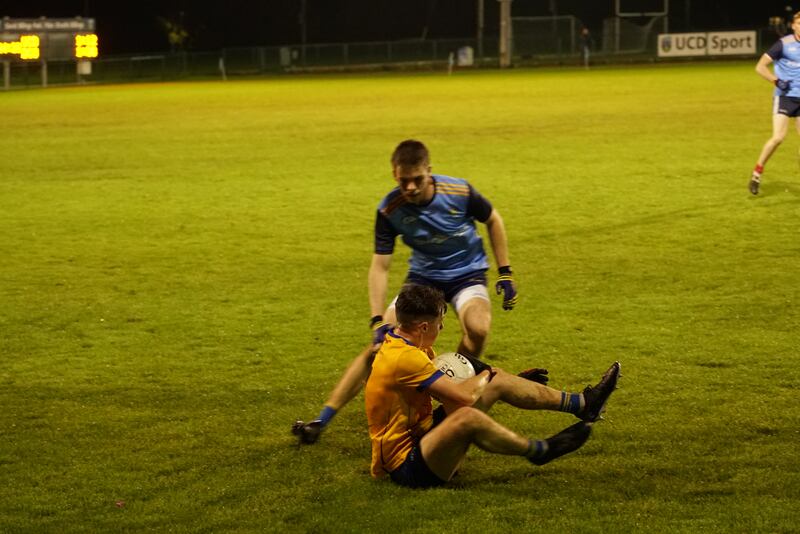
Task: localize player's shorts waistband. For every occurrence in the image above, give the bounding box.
[405,270,487,302]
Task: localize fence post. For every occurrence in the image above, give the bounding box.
[477,0,484,59]
[3,61,9,90]
[498,0,513,67]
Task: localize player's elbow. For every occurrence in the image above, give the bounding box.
[370,254,392,273]
[484,209,501,227]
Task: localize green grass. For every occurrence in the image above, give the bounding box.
[1,62,799,532]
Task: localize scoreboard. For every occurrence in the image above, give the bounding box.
[0,17,98,61]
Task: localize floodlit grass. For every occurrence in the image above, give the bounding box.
[1,62,799,532]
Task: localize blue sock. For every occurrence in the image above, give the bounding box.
[559,392,582,414]
[317,406,337,427]
[525,439,548,460]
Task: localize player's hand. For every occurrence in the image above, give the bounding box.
[517,367,549,385]
[495,266,517,310]
[291,419,323,444]
[776,79,791,92]
[370,315,392,346]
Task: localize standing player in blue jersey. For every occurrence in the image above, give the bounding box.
[293,139,527,444]
[370,139,516,358]
[750,11,800,195]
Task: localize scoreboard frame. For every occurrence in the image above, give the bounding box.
[1,16,99,89]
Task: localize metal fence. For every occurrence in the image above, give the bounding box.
[512,15,579,58]
[1,23,776,90]
[3,37,497,88]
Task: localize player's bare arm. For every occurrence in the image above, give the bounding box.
[484,208,517,310]
[368,253,392,318]
[755,53,776,84]
[428,370,493,407]
[483,209,510,268]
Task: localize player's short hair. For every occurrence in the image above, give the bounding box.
[391,139,430,168]
[395,284,446,327]
[794,11,800,23]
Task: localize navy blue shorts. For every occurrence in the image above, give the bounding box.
[389,407,449,489]
[405,270,487,303]
[775,95,800,117]
[389,444,446,489]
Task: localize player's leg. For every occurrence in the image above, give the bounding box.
[758,104,790,165]
[419,407,592,482]
[752,103,790,194]
[794,115,800,172]
[472,362,621,423]
[452,288,492,358]
[473,367,562,411]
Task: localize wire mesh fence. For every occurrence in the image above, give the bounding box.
[1,22,771,90]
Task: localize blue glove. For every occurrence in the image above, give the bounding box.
[370,315,392,345]
[776,79,791,92]
[495,266,518,311]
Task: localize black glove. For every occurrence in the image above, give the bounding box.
[370,315,392,346]
[456,353,496,381]
[776,79,791,92]
[518,367,549,385]
[495,266,518,311]
[291,420,323,444]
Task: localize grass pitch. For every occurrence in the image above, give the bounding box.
[1,62,799,532]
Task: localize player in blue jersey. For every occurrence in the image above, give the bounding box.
[293,139,529,444]
[750,11,800,195]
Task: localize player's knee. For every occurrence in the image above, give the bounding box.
[465,322,489,344]
[483,367,512,392]
[490,367,511,381]
[447,406,489,433]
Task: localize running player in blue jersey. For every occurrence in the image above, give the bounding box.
[750,11,800,195]
[293,139,526,444]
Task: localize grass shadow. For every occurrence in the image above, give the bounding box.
[766,181,800,197]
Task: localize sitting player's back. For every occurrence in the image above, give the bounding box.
[365,331,439,478]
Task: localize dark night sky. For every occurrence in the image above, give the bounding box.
[3,1,798,55]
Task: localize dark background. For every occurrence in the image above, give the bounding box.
[2,1,797,55]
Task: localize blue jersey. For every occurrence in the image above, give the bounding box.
[375,175,492,281]
[768,35,800,97]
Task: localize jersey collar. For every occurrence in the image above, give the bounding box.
[387,329,415,346]
[417,176,437,208]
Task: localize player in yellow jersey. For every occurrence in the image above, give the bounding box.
[365,283,620,487]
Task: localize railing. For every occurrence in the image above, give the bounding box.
[2,26,772,90]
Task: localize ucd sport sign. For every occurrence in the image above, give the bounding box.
[658,31,756,57]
